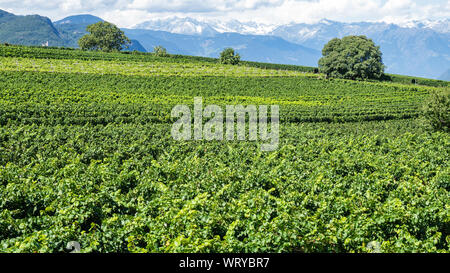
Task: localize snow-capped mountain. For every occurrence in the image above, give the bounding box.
[207,19,277,35]
[133,17,218,36]
[133,17,277,36]
[400,19,450,33]
[268,19,450,49]
[133,17,450,37]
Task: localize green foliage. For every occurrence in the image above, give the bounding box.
[153,46,168,57]
[0,68,433,124]
[421,89,450,132]
[0,122,448,253]
[0,45,448,253]
[78,22,131,52]
[319,35,385,80]
[386,74,449,88]
[240,60,316,73]
[0,45,314,73]
[220,48,241,65]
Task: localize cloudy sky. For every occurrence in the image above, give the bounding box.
[0,0,449,27]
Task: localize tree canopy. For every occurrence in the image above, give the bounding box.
[219,48,241,65]
[78,21,130,52]
[318,35,385,80]
[153,45,168,57]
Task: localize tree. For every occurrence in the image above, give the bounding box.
[318,35,385,80]
[219,48,240,65]
[153,45,168,57]
[421,90,449,132]
[78,22,130,52]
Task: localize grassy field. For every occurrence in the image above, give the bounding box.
[0,45,448,253]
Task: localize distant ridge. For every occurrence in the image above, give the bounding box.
[438,69,450,81]
[53,14,146,52]
[123,29,321,67]
[54,14,104,25]
[53,14,104,48]
[0,9,63,46]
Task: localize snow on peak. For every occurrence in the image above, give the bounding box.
[133,17,217,36]
[131,17,450,37]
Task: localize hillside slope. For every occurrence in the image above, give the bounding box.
[0,10,64,46]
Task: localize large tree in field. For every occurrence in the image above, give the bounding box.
[219,48,241,65]
[318,35,385,80]
[78,21,130,52]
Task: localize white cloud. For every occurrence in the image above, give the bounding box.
[101,9,151,27]
[0,0,448,27]
[125,0,283,12]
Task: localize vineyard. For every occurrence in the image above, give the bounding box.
[0,45,449,253]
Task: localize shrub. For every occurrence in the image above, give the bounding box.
[421,90,449,132]
[219,48,240,65]
[153,46,168,57]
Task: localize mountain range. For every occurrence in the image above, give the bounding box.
[0,11,146,51]
[0,9,448,79]
[123,29,321,66]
